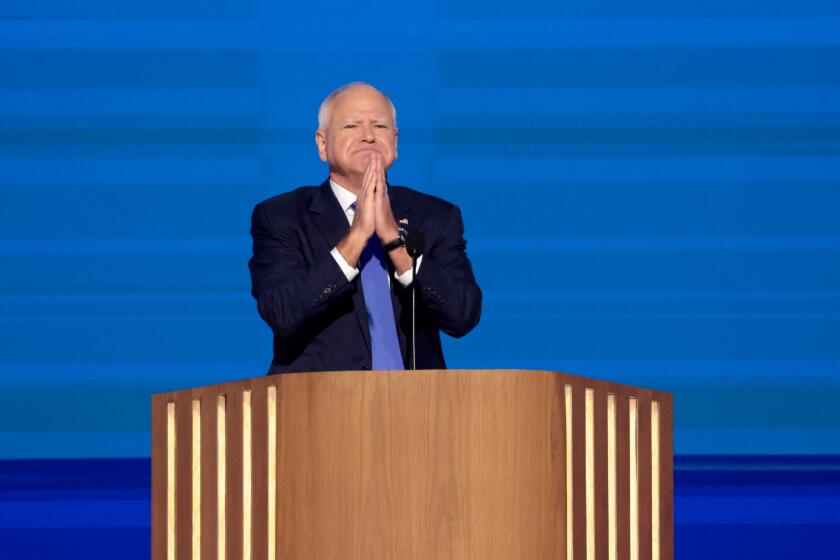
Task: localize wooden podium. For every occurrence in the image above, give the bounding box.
[152,369,672,559]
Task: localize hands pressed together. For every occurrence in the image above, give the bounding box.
[351,153,399,244]
[336,154,412,274]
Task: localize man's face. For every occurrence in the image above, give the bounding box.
[316,85,398,185]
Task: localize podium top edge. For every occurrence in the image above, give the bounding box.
[151,368,672,402]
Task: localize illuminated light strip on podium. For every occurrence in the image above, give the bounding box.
[564,384,573,560]
[243,390,252,560]
[267,386,278,560]
[192,400,201,560]
[166,402,175,560]
[217,395,226,560]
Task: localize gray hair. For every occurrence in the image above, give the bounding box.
[317,82,397,131]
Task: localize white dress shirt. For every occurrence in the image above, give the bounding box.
[328,179,421,286]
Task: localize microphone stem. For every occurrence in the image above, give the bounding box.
[411,254,418,371]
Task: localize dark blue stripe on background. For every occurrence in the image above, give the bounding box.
[438,48,840,87]
[0,458,149,494]
[440,0,840,19]
[675,454,840,466]
[0,50,259,89]
[0,528,150,560]
[0,0,252,20]
[677,524,840,560]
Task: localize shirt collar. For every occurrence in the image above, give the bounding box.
[329,179,356,213]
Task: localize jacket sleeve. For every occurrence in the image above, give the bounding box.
[248,201,354,339]
[413,204,482,338]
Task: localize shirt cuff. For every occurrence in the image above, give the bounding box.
[330,247,359,282]
[394,255,422,287]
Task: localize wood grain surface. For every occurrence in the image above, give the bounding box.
[151,369,673,560]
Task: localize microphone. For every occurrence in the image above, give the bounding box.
[405,230,425,370]
[405,230,425,258]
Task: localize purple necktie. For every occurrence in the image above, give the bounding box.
[359,238,404,370]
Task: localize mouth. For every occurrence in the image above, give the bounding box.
[354,148,382,156]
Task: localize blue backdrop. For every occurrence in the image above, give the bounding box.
[1,0,839,557]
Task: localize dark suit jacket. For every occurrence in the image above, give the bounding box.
[248,180,482,374]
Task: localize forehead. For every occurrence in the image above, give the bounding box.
[331,87,392,120]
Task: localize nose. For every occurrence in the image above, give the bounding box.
[360,123,375,142]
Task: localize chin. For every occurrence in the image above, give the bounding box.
[348,156,377,172]
[355,151,379,162]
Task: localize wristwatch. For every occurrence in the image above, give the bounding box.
[382,224,409,252]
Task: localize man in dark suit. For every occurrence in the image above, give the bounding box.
[249,83,481,373]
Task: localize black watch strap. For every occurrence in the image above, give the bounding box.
[382,225,409,252]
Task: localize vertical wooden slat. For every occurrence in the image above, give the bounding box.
[571,384,588,560]
[175,393,193,560]
[267,385,278,560]
[192,400,202,560]
[201,393,219,560]
[659,396,675,560]
[638,397,653,560]
[555,377,569,560]
[564,384,573,560]
[584,388,595,560]
[594,387,609,560]
[251,386,269,560]
[218,395,228,560]
[629,398,638,560]
[151,397,168,560]
[616,393,631,560]
[227,390,244,560]
[607,394,617,560]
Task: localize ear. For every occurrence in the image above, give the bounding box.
[393,127,399,160]
[315,130,328,162]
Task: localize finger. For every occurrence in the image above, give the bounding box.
[369,157,379,190]
[365,163,381,205]
[370,155,379,197]
[379,155,388,194]
[361,158,374,195]
[364,167,377,210]
[377,157,389,204]
[375,154,385,197]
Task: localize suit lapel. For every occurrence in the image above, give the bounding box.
[308,179,372,358]
[388,185,412,226]
[308,180,350,249]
